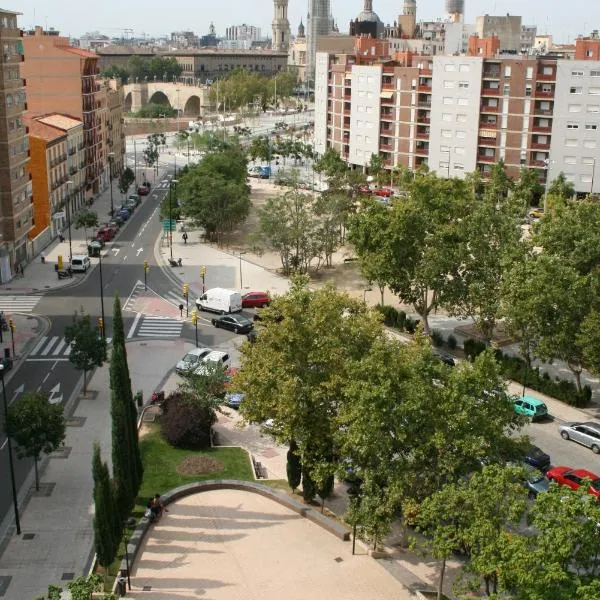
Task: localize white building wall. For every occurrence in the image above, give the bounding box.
[313,51,330,157]
[550,59,600,194]
[348,64,382,169]
[444,23,475,55]
[429,56,482,178]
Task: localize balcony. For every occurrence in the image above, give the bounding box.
[415,145,429,156]
[480,120,498,129]
[417,100,431,108]
[480,103,500,113]
[416,131,429,140]
[69,166,77,175]
[343,93,351,101]
[68,147,76,155]
[481,87,501,97]
[478,136,497,146]
[482,69,501,79]
[381,111,394,121]
[477,154,496,163]
[417,116,430,124]
[531,142,550,150]
[534,107,553,116]
[537,72,556,82]
[534,89,554,98]
[418,84,432,92]
[532,124,552,133]
[380,143,394,151]
[420,68,432,76]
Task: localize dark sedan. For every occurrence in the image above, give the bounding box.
[523,444,551,472]
[212,314,254,334]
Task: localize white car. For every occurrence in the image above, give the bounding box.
[175,347,211,374]
[194,351,230,376]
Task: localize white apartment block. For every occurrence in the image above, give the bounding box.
[429,56,483,178]
[314,52,330,157]
[550,60,600,194]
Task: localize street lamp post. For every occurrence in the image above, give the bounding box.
[108,152,115,216]
[1,363,21,535]
[66,180,74,261]
[98,249,106,341]
[168,179,178,261]
[239,251,247,290]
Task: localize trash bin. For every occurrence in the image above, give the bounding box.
[117,575,127,597]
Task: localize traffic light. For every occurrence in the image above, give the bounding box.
[98,317,103,331]
[191,309,198,325]
[183,283,189,297]
[144,260,149,273]
[8,319,14,331]
[200,266,207,277]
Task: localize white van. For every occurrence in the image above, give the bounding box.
[70,255,90,273]
[196,288,242,314]
[194,351,231,376]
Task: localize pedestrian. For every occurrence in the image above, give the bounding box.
[40,252,46,264]
[59,233,65,243]
[20,263,24,277]
[182,232,188,244]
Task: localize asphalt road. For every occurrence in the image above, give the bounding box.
[0,170,238,526]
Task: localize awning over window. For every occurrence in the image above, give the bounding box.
[380,90,394,99]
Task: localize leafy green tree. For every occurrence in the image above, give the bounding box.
[143,133,166,174]
[74,208,98,245]
[34,574,116,600]
[415,464,527,599]
[64,310,107,394]
[92,443,118,575]
[547,171,575,201]
[178,145,250,243]
[313,147,348,189]
[368,153,385,187]
[6,391,65,491]
[118,167,135,197]
[126,55,182,82]
[135,103,177,118]
[235,276,384,503]
[513,166,544,208]
[248,135,274,165]
[286,439,302,492]
[348,174,468,333]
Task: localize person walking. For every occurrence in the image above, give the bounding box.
[182,232,188,244]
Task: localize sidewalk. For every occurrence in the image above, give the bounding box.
[0,340,187,600]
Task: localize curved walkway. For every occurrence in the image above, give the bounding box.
[126,488,412,600]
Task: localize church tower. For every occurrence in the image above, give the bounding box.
[272,0,291,51]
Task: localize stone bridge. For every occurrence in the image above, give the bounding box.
[123,81,210,118]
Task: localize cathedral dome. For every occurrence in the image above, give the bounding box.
[356,10,381,23]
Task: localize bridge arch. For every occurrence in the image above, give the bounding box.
[148,91,171,107]
[183,95,201,117]
[124,92,132,113]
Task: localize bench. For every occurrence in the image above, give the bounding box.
[252,456,267,479]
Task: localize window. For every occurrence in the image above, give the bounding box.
[455,147,465,155]
[504,66,512,77]
[458,81,469,88]
[526,66,533,79]
[440,145,450,152]
[582,157,595,165]
[565,139,578,147]
[569,104,582,113]
[586,124,598,130]
[444,80,455,88]
[441,129,452,138]
[5,93,12,107]
[588,105,600,113]
[457,98,469,106]
[584,139,597,148]
[543,66,553,75]
[442,113,452,122]
[564,156,576,165]
[572,70,584,77]
[442,97,453,105]
[444,63,456,72]
[459,64,470,72]
[567,123,579,129]
[570,86,583,94]
[592,70,600,77]
[453,163,464,170]
[456,114,467,122]
[456,131,466,139]
[525,85,532,97]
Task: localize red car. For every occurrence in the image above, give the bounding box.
[137,186,150,196]
[546,466,600,499]
[242,291,271,308]
[373,187,393,198]
[96,226,115,242]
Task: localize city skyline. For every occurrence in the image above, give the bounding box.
[10,0,600,44]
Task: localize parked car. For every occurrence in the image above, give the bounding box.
[242,291,271,308]
[194,351,230,375]
[433,350,456,367]
[546,466,600,499]
[225,392,244,409]
[522,464,550,499]
[196,288,242,314]
[108,217,123,228]
[522,443,551,471]
[373,187,393,198]
[125,199,137,212]
[137,186,150,196]
[558,422,600,454]
[212,314,254,334]
[116,208,130,221]
[128,194,141,206]
[96,226,115,242]
[175,347,212,374]
[513,395,548,421]
[70,255,90,273]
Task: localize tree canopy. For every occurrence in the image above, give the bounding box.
[103,55,182,82]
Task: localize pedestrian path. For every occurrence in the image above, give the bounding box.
[164,290,192,310]
[129,314,183,339]
[0,295,43,313]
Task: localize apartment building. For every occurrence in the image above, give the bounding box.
[315,36,600,194]
[0,9,33,278]
[21,27,106,198]
[103,80,125,182]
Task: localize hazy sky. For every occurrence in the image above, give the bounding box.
[10,0,599,44]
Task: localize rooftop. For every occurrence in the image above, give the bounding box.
[37,113,82,131]
[23,116,67,143]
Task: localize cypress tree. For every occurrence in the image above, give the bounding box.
[286,439,302,492]
[110,342,134,516]
[112,295,143,494]
[301,465,316,503]
[92,443,118,571]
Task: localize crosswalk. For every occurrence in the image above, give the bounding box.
[27,335,73,361]
[134,315,183,339]
[0,295,42,314]
[165,290,193,310]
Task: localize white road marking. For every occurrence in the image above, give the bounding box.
[136,248,143,256]
[27,358,70,362]
[31,336,48,355]
[41,336,59,356]
[42,372,50,383]
[111,248,120,256]
[123,255,128,261]
[127,312,142,339]
[52,339,67,355]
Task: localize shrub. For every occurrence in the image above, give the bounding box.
[405,317,420,334]
[161,392,217,449]
[447,334,457,350]
[396,310,406,331]
[431,329,445,347]
[286,440,302,492]
[463,338,487,360]
[301,466,316,503]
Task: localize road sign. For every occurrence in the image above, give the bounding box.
[162,219,177,232]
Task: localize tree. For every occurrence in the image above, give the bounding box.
[513,166,544,208]
[547,171,575,201]
[313,147,348,190]
[161,390,217,449]
[178,145,250,243]
[118,167,135,197]
[348,174,468,333]
[368,153,385,187]
[248,135,274,165]
[143,133,165,175]
[74,209,98,245]
[415,464,528,599]
[110,295,143,509]
[286,439,302,492]
[64,310,107,394]
[235,276,384,503]
[34,573,116,600]
[92,443,118,574]
[6,391,66,491]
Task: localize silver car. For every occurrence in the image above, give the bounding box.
[559,422,600,454]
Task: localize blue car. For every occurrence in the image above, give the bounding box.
[116,208,130,221]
